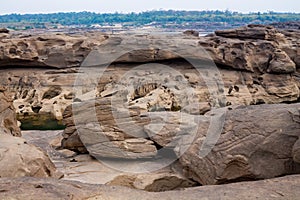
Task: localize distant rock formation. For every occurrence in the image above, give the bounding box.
[183,30,199,37]
[0,28,9,34]
[0,24,299,129]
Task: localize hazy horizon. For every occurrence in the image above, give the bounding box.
[1,0,300,15]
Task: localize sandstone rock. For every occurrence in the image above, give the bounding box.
[0,134,62,178]
[62,97,157,159]
[293,139,300,163]
[0,86,21,136]
[107,172,197,192]
[183,30,199,37]
[179,103,300,185]
[0,32,107,68]
[0,28,9,33]
[215,24,283,40]
[0,175,300,199]
[61,63,300,153]
[0,25,299,130]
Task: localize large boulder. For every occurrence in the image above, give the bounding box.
[62,97,156,158]
[0,134,62,178]
[0,85,61,178]
[178,103,300,185]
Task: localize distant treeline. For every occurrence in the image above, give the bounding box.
[0,10,299,26]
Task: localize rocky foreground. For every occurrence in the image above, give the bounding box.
[0,24,300,199]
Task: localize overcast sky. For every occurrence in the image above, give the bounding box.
[1,0,300,15]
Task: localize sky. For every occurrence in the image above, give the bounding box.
[1,0,300,15]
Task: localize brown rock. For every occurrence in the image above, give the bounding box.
[0,86,21,136]
[183,30,199,37]
[107,172,197,192]
[0,28,9,33]
[0,24,299,131]
[179,103,300,185]
[0,134,62,178]
[0,32,107,68]
[0,175,300,199]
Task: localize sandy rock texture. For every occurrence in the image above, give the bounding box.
[0,24,299,130]
[0,85,61,179]
[0,24,300,197]
[179,103,300,185]
[0,175,300,200]
[0,134,62,178]
[0,86,21,136]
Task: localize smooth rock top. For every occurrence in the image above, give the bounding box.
[0,134,62,178]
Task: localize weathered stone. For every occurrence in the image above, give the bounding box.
[0,86,21,136]
[183,30,199,37]
[0,175,300,199]
[0,134,62,178]
[293,139,300,163]
[0,32,107,68]
[179,103,300,185]
[107,172,197,192]
[0,24,299,130]
[0,28,9,33]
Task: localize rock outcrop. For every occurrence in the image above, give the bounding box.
[1,24,300,192]
[0,79,61,179]
[0,86,21,136]
[179,103,300,185]
[62,96,300,184]
[0,24,299,129]
[0,32,107,68]
[0,175,300,200]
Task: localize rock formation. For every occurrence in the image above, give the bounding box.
[0,175,300,199]
[0,24,300,197]
[0,24,299,129]
[0,32,106,68]
[0,134,62,178]
[0,86,21,136]
[0,84,61,179]
[178,103,300,185]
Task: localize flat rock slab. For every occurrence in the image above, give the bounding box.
[0,175,300,200]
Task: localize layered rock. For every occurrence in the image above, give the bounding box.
[0,24,299,129]
[1,24,300,190]
[178,103,300,185]
[0,32,107,68]
[62,98,300,185]
[62,97,156,157]
[0,175,300,199]
[59,25,300,162]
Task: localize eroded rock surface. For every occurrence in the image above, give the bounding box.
[0,86,21,136]
[0,175,300,200]
[179,103,300,185]
[0,32,107,68]
[0,24,299,129]
[0,134,62,178]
